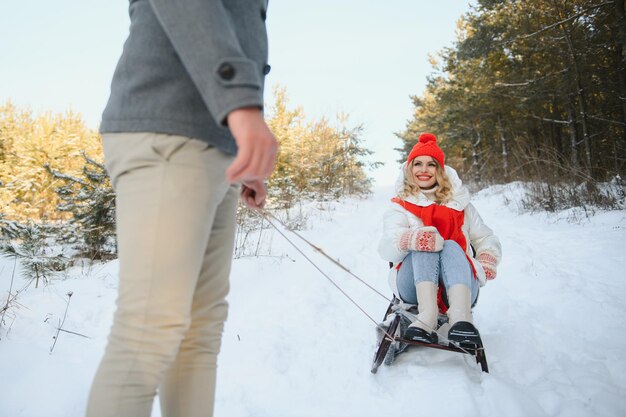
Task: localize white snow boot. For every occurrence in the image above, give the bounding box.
[404,281,439,344]
[446,284,482,350]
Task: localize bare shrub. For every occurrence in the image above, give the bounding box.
[507,144,624,212]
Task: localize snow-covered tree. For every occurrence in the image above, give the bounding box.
[46,153,116,261]
[0,101,102,221]
[0,221,69,288]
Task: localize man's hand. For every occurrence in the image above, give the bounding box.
[240,180,267,210]
[226,107,277,183]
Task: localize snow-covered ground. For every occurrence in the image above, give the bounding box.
[1,184,626,417]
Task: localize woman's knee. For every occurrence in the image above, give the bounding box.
[412,248,440,268]
[442,240,464,254]
[441,240,468,265]
[407,249,439,267]
[440,242,473,287]
[398,251,439,286]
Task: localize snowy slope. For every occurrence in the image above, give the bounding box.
[1,184,625,417]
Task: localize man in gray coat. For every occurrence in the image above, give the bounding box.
[86,1,277,416]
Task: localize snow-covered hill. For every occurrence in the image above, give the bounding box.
[1,184,625,417]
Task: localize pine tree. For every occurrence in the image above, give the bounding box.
[265,86,379,207]
[0,102,102,221]
[0,221,70,288]
[397,0,625,185]
[46,153,116,261]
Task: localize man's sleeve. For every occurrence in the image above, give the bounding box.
[149,0,266,125]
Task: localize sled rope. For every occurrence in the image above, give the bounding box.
[262,210,391,302]
[261,210,440,336]
[259,209,477,354]
[259,210,396,342]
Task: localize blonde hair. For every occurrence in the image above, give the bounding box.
[400,160,453,204]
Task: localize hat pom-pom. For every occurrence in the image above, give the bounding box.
[418,132,437,144]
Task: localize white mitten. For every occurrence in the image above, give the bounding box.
[398,226,444,252]
[477,252,498,280]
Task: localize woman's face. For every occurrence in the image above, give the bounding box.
[411,156,438,189]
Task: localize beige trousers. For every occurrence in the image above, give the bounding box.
[86,133,239,417]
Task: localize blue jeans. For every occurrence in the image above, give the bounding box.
[396,240,479,305]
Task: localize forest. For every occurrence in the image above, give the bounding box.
[0,88,378,277]
[397,0,625,193]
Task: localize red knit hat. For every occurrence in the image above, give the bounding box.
[406,133,445,167]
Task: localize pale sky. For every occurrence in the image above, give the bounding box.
[0,0,474,185]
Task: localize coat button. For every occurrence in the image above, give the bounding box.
[217,63,235,80]
[263,64,271,75]
[261,9,267,20]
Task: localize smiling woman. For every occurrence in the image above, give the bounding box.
[378,132,501,349]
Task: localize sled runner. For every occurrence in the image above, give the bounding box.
[371,296,489,373]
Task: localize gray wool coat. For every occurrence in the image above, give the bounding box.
[100,0,270,155]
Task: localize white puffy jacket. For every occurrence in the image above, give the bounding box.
[378,165,502,296]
